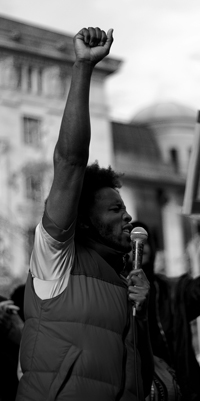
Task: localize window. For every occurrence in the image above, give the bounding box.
[38,68,43,94]
[27,65,33,91]
[169,148,179,173]
[25,173,42,202]
[23,117,41,146]
[16,64,22,89]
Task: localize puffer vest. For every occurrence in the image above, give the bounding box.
[16,241,144,401]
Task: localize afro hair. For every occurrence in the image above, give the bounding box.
[77,161,123,221]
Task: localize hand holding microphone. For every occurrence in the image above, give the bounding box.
[127,227,150,317]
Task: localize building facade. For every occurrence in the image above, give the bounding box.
[112,102,198,276]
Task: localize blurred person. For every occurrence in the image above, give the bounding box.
[129,221,200,401]
[0,296,24,401]
[16,27,154,401]
[11,284,25,322]
[10,284,26,382]
[185,222,200,278]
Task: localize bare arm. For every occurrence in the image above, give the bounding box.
[46,27,113,230]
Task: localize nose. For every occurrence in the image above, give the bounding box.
[123,210,132,222]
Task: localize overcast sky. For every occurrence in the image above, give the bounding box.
[1,0,200,121]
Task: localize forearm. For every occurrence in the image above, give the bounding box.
[55,60,94,165]
[136,317,154,397]
[45,27,113,228]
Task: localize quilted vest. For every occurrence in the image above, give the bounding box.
[16,242,144,401]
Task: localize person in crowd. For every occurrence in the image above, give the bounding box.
[16,27,154,401]
[130,220,200,401]
[0,296,24,401]
[11,284,25,322]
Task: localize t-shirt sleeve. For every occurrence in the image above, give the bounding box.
[30,211,76,300]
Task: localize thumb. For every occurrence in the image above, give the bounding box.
[104,28,114,51]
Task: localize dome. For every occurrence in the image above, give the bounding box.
[132,102,196,123]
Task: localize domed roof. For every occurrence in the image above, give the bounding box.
[132,102,196,123]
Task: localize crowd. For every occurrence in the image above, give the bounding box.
[129,222,200,401]
[1,25,200,401]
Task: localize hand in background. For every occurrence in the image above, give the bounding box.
[0,299,19,314]
[0,299,23,344]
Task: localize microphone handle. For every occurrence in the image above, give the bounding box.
[132,240,144,316]
[132,240,144,270]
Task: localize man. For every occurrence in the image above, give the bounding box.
[16,27,153,401]
[131,221,200,401]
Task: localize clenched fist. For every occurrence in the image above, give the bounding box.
[74,27,114,66]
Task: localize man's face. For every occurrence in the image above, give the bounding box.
[89,187,133,252]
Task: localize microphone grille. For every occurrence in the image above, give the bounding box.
[130,226,148,243]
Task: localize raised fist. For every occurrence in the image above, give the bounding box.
[74,26,114,66]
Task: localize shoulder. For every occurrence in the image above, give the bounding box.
[42,209,76,243]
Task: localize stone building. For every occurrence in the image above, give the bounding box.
[0,15,121,294]
[112,102,198,276]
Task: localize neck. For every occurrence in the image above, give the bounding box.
[79,234,126,275]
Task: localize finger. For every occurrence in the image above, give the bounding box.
[127,268,141,280]
[128,269,149,285]
[128,291,148,303]
[127,273,143,287]
[98,30,107,46]
[94,27,103,42]
[104,28,114,51]
[81,28,90,45]
[0,300,14,307]
[7,305,20,311]
[128,292,144,303]
[127,268,143,278]
[88,27,100,47]
[128,284,143,293]
[128,287,149,303]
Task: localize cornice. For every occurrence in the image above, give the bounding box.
[0,16,122,76]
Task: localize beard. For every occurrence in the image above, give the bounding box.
[88,217,131,253]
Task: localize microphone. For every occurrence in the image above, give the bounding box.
[130,226,148,315]
[130,226,148,270]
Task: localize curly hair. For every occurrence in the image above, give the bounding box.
[77,161,122,225]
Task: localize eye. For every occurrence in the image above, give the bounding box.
[110,206,120,212]
[110,205,125,212]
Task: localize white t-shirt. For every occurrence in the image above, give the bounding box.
[30,219,75,300]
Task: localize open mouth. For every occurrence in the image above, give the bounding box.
[122,224,132,236]
[123,229,130,235]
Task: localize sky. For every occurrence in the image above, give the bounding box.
[1,0,200,121]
